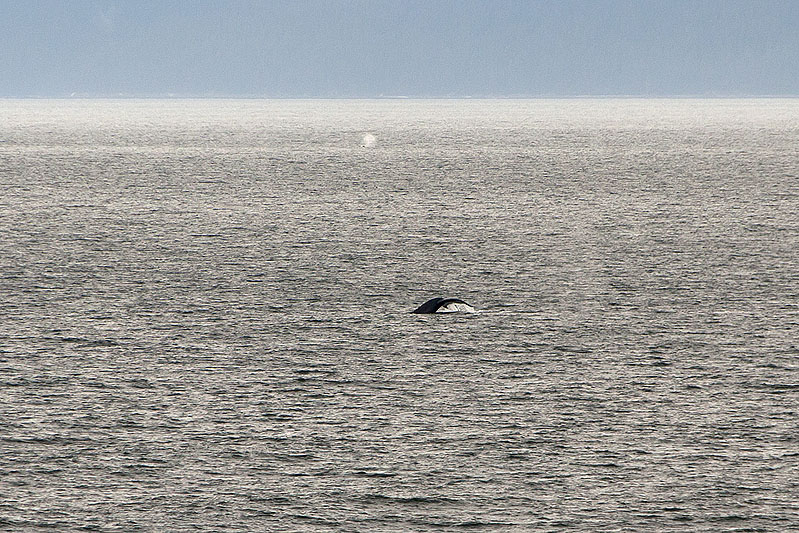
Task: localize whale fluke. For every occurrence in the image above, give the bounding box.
[412,297,475,314]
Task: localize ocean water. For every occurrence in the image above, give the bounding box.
[0,99,797,531]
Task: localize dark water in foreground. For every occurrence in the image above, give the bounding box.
[1,99,798,531]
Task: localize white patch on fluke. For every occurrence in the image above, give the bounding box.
[436,302,476,313]
[361,133,377,148]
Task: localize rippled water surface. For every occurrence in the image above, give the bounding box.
[1,99,798,531]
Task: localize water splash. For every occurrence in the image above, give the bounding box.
[361,133,377,147]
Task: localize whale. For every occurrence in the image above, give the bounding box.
[412,297,475,314]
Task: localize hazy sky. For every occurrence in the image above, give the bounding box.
[2,0,798,97]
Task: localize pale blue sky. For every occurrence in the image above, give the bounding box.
[2,0,798,97]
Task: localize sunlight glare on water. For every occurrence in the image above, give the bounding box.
[0,99,798,531]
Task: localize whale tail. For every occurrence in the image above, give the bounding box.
[412,297,475,314]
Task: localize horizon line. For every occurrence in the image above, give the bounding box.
[3,94,799,100]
